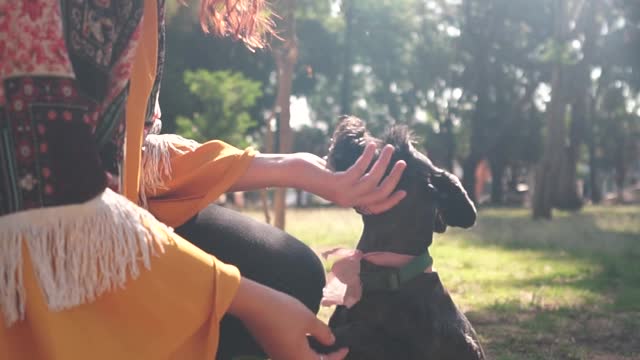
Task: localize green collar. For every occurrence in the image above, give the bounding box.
[360,251,433,292]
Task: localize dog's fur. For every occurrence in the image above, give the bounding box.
[316,117,485,360]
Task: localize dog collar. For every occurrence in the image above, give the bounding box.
[321,249,433,308]
[360,251,433,291]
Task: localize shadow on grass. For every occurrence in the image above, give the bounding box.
[446,206,640,359]
[464,207,640,306]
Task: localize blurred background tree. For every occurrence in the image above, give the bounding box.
[175,70,263,148]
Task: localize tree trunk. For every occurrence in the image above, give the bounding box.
[586,97,602,203]
[615,135,627,203]
[552,146,582,210]
[489,156,506,205]
[507,164,519,193]
[260,117,275,224]
[443,114,456,172]
[295,189,304,207]
[461,52,489,204]
[340,0,354,115]
[552,0,599,211]
[552,100,583,210]
[584,2,602,204]
[533,0,567,220]
[461,4,490,204]
[462,154,481,204]
[272,0,298,230]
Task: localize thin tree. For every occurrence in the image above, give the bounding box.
[340,0,354,115]
[272,0,298,229]
[461,0,494,204]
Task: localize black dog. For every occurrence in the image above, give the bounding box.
[312,117,485,360]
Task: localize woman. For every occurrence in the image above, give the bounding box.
[0,1,405,359]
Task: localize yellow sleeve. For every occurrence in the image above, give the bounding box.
[121,0,256,228]
[145,137,257,228]
[121,0,157,204]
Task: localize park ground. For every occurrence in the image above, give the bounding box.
[250,205,640,360]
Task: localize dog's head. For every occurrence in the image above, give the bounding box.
[327,116,476,254]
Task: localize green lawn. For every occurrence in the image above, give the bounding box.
[248,206,640,359]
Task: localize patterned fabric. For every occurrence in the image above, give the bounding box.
[0,77,99,212]
[0,0,167,216]
[144,0,165,137]
[0,1,74,80]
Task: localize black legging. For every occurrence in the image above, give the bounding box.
[175,204,326,360]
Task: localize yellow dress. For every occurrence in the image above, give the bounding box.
[0,233,240,359]
[0,0,245,358]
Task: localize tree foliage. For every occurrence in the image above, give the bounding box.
[175,70,263,147]
[160,0,640,212]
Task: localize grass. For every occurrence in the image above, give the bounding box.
[246,205,640,359]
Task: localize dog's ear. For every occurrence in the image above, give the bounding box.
[327,116,371,171]
[430,171,477,229]
[426,183,448,233]
[433,210,448,233]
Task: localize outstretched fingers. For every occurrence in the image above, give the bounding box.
[353,144,395,194]
[374,158,406,198]
[343,143,377,182]
[355,159,407,212]
[363,189,406,214]
[332,142,408,213]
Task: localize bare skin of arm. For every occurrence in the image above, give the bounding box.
[228,277,349,360]
[230,143,407,214]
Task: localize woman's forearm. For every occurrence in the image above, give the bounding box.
[228,276,347,360]
[228,144,407,213]
[228,153,337,200]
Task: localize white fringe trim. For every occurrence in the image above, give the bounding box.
[0,230,23,327]
[0,188,171,327]
[139,134,199,208]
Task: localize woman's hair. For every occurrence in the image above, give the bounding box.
[199,0,275,49]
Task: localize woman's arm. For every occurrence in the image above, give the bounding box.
[229,143,407,214]
[228,277,349,360]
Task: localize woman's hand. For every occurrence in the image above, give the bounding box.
[228,278,349,360]
[324,143,406,214]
